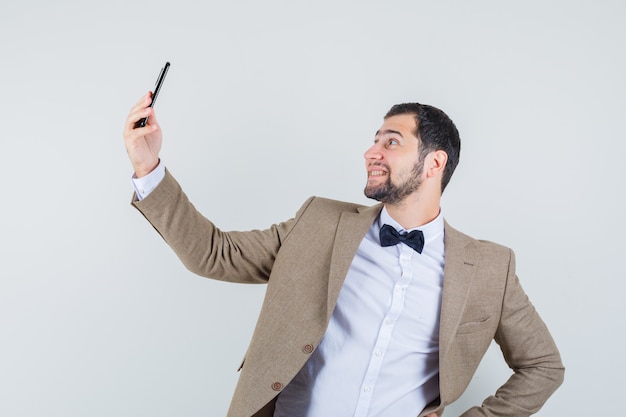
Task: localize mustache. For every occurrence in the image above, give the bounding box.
[368,162,390,170]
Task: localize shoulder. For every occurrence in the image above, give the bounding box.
[286,197,381,239]
[296,196,375,217]
[444,220,513,263]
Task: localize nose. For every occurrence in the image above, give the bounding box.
[364,143,383,161]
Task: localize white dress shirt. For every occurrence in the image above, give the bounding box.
[131,160,165,200]
[275,207,445,417]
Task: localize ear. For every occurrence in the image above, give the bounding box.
[425,150,448,179]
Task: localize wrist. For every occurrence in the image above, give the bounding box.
[134,158,160,178]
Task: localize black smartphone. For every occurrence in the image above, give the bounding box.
[134,61,171,129]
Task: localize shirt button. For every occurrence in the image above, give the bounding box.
[375,351,382,357]
[303,344,314,354]
[385,319,392,325]
[271,382,283,391]
[363,386,371,392]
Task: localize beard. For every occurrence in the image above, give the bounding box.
[364,159,424,205]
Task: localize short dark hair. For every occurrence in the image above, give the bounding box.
[385,103,461,192]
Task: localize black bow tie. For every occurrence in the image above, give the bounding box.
[379,224,425,253]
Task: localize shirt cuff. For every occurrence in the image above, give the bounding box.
[132,161,165,200]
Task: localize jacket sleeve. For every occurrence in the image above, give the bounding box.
[131,168,312,284]
[459,249,565,416]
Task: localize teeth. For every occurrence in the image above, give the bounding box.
[370,170,386,176]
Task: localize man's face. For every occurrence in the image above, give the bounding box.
[364,114,424,204]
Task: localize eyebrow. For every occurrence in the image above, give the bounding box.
[375,129,404,138]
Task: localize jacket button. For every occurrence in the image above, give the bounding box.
[271,382,283,391]
[303,344,314,354]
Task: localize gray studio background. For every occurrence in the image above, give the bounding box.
[1,0,624,416]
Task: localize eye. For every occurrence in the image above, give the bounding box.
[387,138,399,147]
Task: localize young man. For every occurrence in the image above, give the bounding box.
[124,94,564,417]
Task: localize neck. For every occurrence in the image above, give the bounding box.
[383,193,441,229]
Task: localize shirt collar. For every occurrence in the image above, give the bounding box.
[377,206,445,242]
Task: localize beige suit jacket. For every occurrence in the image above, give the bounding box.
[133,170,564,417]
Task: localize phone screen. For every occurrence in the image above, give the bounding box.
[134,62,170,129]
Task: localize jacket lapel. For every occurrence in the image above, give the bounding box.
[325,203,382,320]
[439,222,479,365]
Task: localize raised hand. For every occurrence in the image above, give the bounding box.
[123,92,163,178]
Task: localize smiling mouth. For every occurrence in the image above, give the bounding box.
[368,170,387,177]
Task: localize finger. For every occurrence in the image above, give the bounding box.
[126,93,153,123]
[132,91,153,108]
[124,106,152,134]
[128,123,157,140]
[124,123,156,145]
[145,110,159,128]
